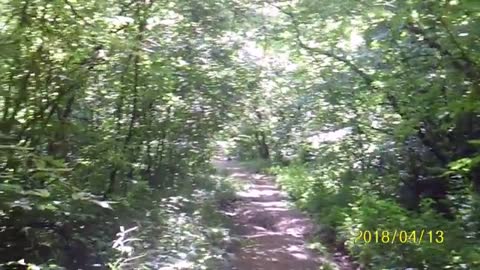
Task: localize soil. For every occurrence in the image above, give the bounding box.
[213,157,357,270]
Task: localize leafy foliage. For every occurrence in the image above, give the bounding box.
[0,0,248,268]
[227,0,480,268]
[2,0,480,268]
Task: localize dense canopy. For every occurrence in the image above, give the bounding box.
[1,0,480,269]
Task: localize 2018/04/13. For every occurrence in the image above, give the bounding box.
[354,230,444,244]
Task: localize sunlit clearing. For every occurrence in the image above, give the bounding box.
[307,127,352,148]
[337,26,365,51]
[105,15,134,27]
[240,40,265,59]
[256,4,281,17]
[349,29,364,50]
[238,42,298,71]
[324,19,342,31]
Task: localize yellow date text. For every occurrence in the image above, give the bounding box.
[353,230,444,244]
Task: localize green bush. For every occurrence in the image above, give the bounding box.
[271,164,480,269]
[273,164,313,200]
[340,196,479,269]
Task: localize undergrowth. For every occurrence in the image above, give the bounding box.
[269,164,480,270]
[4,172,238,270]
[109,174,238,270]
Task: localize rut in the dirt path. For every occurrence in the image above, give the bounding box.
[213,158,355,270]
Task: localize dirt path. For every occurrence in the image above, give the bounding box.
[213,157,355,270]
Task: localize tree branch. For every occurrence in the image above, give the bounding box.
[406,22,480,82]
[276,7,374,85]
[63,0,92,26]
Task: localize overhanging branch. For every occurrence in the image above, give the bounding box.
[275,6,374,85]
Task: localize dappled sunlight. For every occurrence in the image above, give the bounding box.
[236,188,279,199]
[250,200,289,209]
[307,127,352,148]
[252,173,265,180]
[231,172,250,178]
[2,0,477,268]
[213,157,352,270]
[286,245,310,260]
[277,218,315,237]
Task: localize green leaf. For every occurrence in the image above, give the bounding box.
[468,139,480,146]
[0,145,33,151]
[72,192,92,200]
[33,158,46,169]
[24,189,50,198]
[44,156,66,168]
[37,203,58,211]
[464,0,480,11]
[448,156,480,174]
[449,158,472,171]
[0,183,23,193]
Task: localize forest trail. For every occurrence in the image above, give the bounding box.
[213,157,354,270]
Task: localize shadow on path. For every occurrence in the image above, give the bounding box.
[212,157,356,270]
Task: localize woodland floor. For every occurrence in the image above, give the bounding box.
[212,157,356,270]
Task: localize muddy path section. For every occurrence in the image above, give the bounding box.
[213,158,354,270]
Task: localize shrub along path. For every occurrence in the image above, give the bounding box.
[213,157,356,270]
